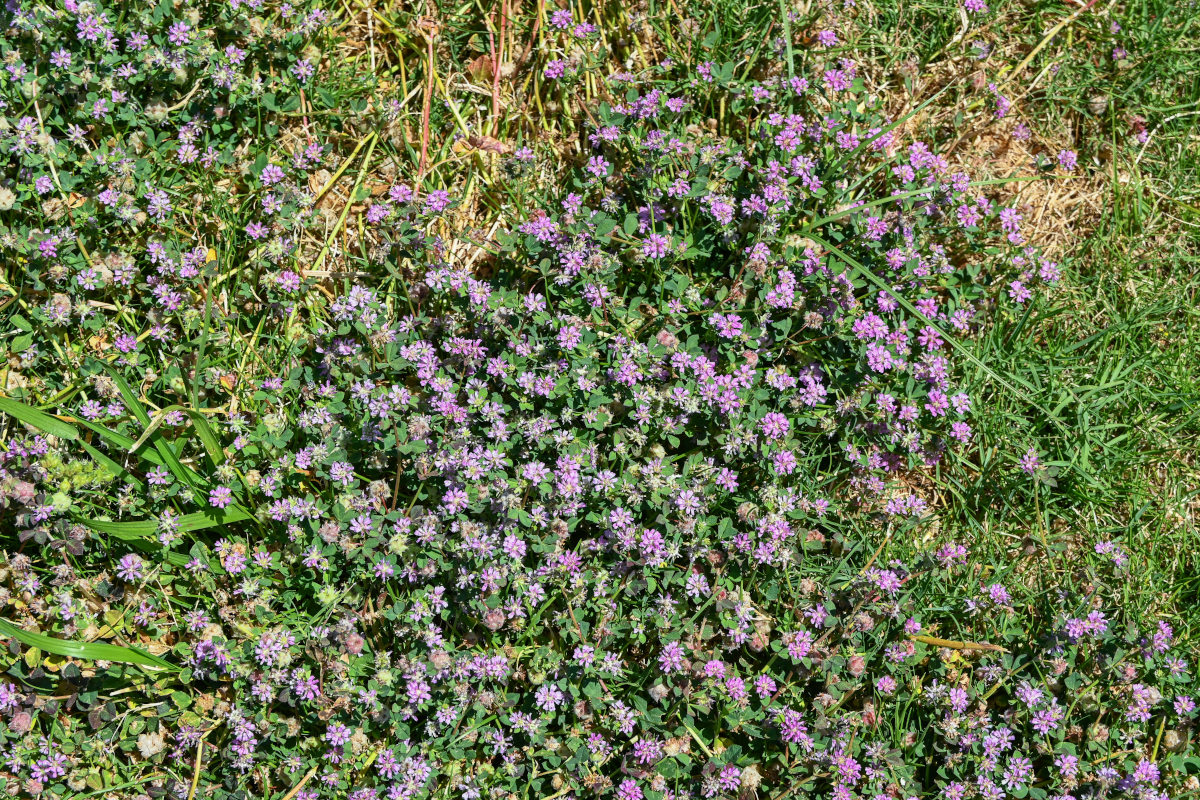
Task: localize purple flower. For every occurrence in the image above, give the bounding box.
[1055,754,1079,778]
[659,641,686,672]
[291,59,315,82]
[424,190,451,213]
[116,553,144,582]
[534,683,564,712]
[772,450,798,475]
[324,722,352,746]
[209,486,234,508]
[709,312,743,339]
[641,233,670,259]
[1008,280,1032,303]
[1019,446,1042,475]
[824,69,852,92]
[168,22,191,46]
[759,412,790,440]
[587,156,610,178]
[260,165,286,186]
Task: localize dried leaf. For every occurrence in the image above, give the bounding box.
[467,54,494,82]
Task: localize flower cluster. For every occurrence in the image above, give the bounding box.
[0,3,1192,800]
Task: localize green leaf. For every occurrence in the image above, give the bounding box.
[0,618,176,671]
[77,505,251,540]
[0,396,79,440]
[623,212,639,236]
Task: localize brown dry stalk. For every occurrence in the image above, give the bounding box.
[911,634,1009,654]
[419,21,437,177]
[489,28,501,125]
[278,765,320,800]
[1000,0,1107,87]
[490,0,508,133]
[313,131,377,207]
[517,0,545,68]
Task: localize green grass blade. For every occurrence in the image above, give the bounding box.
[0,396,78,440]
[778,0,793,81]
[125,404,224,468]
[805,234,1071,436]
[78,506,251,539]
[127,407,174,455]
[99,364,200,489]
[0,618,176,671]
[72,418,165,467]
[184,409,225,467]
[99,363,152,426]
[801,177,1038,234]
[76,516,156,539]
[70,513,192,567]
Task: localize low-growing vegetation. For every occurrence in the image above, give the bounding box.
[1,1,1197,800]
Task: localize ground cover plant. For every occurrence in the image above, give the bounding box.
[1,1,1198,800]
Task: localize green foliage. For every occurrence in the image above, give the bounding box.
[0,2,1197,800]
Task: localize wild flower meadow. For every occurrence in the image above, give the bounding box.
[1,2,1197,800]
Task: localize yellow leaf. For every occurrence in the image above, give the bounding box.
[24,645,41,669]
